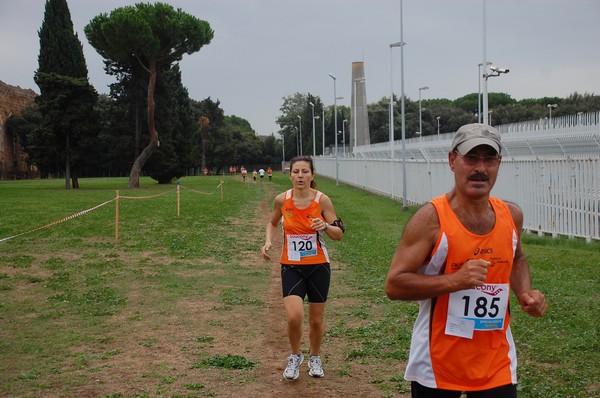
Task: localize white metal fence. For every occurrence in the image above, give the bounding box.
[315,112,600,241]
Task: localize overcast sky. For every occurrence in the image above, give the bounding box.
[1,0,599,135]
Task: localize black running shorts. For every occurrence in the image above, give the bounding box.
[281,263,331,303]
[411,382,517,398]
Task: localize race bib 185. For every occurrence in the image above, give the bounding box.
[445,283,509,338]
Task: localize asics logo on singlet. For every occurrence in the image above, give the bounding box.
[474,285,504,296]
[473,247,493,255]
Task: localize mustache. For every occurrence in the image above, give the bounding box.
[468,172,489,181]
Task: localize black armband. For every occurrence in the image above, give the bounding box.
[332,218,345,233]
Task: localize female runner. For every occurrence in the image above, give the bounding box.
[261,155,344,380]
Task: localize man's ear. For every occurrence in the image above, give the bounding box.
[448,151,456,171]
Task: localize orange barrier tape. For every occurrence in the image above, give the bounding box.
[0,198,116,243]
[118,188,176,199]
[180,180,224,195]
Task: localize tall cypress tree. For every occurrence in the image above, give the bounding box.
[37,0,87,78]
[34,0,98,188]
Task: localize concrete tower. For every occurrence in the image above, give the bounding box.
[350,61,370,153]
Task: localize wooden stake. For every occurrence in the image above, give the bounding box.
[115,190,119,243]
[177,182,181,217]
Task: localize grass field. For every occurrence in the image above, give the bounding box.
[0,174,598,397]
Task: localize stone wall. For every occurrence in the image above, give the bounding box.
[0,80,39,179]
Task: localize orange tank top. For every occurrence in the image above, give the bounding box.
[280,189,330,265]
[404,194,518,390]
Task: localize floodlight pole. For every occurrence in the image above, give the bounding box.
[342,119,348,156]
[390,41,405,201]
[281,131,285,171]
[482,0,489,125]
[399,0,408,210]
[418,86,429,143]
[483,67,509,125]
[309,102,316,157]
[547,103,558,128]
[322,108,325,155]
[329,73,339,186]
[297,115,302,156]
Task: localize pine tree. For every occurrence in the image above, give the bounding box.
[85,2,213,188]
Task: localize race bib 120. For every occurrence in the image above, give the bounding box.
[287,234,318,261]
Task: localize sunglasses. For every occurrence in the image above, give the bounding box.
[455,151,502,167]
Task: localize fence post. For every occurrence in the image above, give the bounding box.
[115,190,119,243]
[177,182,181,217]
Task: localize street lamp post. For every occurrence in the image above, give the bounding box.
[482,66,489,125]
[436,116,441,138]
[281,131,285,171]
[309,102,316,157]
[481,0,489,126]
[547,103,558,128]
[478,63,482,123]
[398,0,408,210]
[353,77,365,153]
[390,41,405,201]
[342,119,348,156]
[418,86,429,142]
[314,114,320,155]
[297,115,302,156]
[329,73,339,186]
[321,108,325,156]
[477,62,492,123]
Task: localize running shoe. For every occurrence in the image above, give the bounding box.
[308,355,324,378]
[283,353,304,380]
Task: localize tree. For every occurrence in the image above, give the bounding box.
[145,64,198,183]
[224,115,253,131]
[103,59,149,165]
[237,130,264,166]
[193,97,225,171]
[34,0,98,189]
[261,134,280,164]
[277,93,307,158]
[93,94,133,176]
[214,115,262,170]
[199,116,210,170]
[85,2,213,188]
[454,93,480,115]
[5,105,43,178]
[367,97,391,144]
[276,93,328,158]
